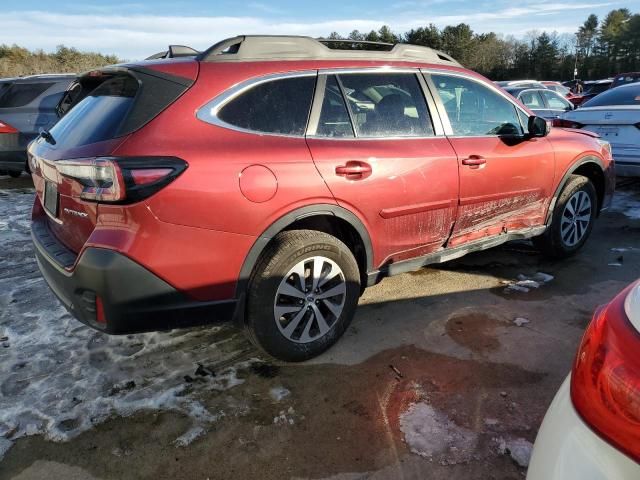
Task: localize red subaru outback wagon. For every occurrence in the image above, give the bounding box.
[29,36,614,361]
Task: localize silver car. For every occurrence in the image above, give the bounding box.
[560,83,640,176]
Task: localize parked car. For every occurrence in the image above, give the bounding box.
[0,74,76,177]
[612,72,640,89]
[28,35,614,361]
[496,80,547,89]
[541,81,571,96]
[527,280,640,479]
[572,79,613,107]
[503,86,574,120]
[557,83,640,176]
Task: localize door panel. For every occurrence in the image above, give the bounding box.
[428,73,555,246]
[306,72,459,268]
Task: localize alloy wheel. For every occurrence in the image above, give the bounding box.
[273,256,346,343]
[560,190,592,247]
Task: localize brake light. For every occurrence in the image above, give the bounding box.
[56,156,187,203]
[130,168,173,186]
[0,120,18,134]
[571,281,640,462]
[552,118,584,129]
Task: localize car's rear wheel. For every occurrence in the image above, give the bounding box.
[534,175,597,258]
[245,230,360,362]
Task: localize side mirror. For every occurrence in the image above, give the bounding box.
[528,115,550,137]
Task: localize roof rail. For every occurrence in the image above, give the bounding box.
[146,45,200,60]
[317,38,395,48]
[196,35,461,66]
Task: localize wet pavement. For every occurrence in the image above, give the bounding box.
[1,173,639,480]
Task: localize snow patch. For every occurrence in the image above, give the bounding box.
[497,436,533,468]
[0,187,259,456]
[611,189,640,220]
[399,402,477,465]
[273,407,296,426]
[269,386,291,402]
[0,438,12,462]
[513,317,530,327]
[504,272,554,294]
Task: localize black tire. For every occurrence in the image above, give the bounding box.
[8,171,21,178]
[533,175,597,258]
[245,230,360,362]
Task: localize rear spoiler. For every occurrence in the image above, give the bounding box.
[145,45,200,60]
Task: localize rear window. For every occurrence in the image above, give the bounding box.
[216,76,316,135]
[48,75,137,148]
[0,82,54,108]
[582,86,640,107]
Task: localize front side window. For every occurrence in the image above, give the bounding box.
[333,73,434,137]
[541,90,571,110]
[431,74,523,136]
[217,76,316,135]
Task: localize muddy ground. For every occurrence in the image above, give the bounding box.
[1,174,639,480]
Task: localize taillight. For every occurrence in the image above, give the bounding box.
[56,156,187,203]
[0,120,18,134]
[552,118,584,129]
[571,281,640,462]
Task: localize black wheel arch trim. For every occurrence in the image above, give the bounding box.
[546,155,606,224]
[233,204,374,322]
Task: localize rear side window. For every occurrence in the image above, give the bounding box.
[583,86,640,107]
[48,75,137,148]
[316,76,354,138]
[519,91,544,109]
[216,76,316,135]
[541,90,571,110]
[337,73,434,137]
[0,82,54,108]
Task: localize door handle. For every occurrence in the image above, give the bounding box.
[335,161,372,179]
[461,156,486,168]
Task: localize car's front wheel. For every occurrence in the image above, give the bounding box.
[245,230,360,362]
[534,174,597,258]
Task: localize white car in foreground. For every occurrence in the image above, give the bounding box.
[557,83,640,176]
[527,280,640,479]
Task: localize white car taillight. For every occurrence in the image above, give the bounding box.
[53,156,188,204]
[57,158,126,202]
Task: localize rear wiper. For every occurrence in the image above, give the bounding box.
[39,129,56,145]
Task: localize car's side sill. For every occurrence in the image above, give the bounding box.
[366,225,547,287]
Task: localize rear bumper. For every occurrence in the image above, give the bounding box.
[32,217,236,334]
[527,376,640,480]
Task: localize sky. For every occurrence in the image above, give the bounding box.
[1,0,636,60]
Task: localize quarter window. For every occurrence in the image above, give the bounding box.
[328,73,434,138]
[0,82,54,108]
[541,90,571,110]
[431,74,523,136]
[216,76,315,135]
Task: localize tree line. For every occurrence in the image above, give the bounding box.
[0,45,121,78]
[326,8,640,81]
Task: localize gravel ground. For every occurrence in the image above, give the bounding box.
[1,173,639,480]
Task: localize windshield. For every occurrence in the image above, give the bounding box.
[582,85,640,107]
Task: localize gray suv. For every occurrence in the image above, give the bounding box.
[0,74,76,177]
